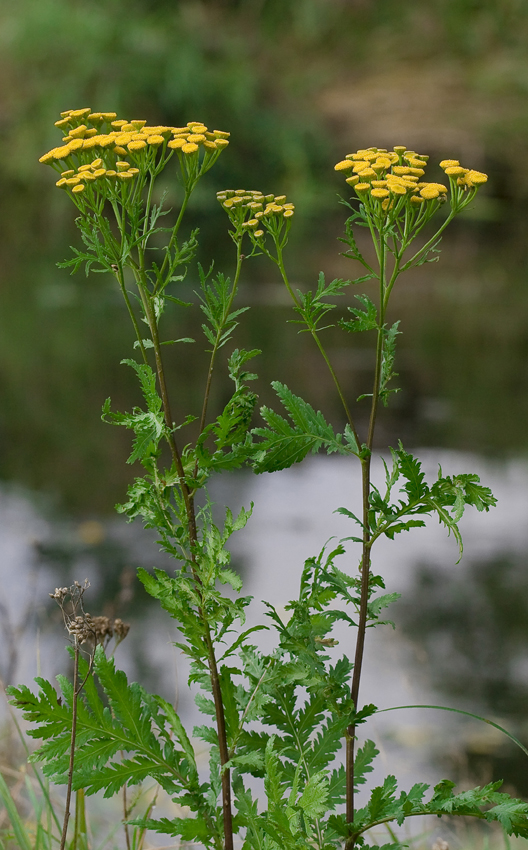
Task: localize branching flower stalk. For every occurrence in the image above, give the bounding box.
[11,114,528,850]
[240,144,490,840]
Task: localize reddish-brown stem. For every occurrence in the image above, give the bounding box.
[60,638,80,850]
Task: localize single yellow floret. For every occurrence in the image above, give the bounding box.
[69,125,87,139]
[187,134,206,143]
[466,169,488,185]
[61,170,75,177]
[357,167,376,180]
[65,177,82,186]
[52,145,72,160]
[54,118,70,129]
[91,158,103,168]
[130,120,146,130]
[440,159,459,169]
[254,230,264,237]
[88,113,104,123]
[284,209,294,217]
[39,151,56,164]
[182,142,199,154]
[101,113,118,121]
[410,195,424,204]
[70,108,91,119]
[355,183,370,193]
[93,168,107,177]
[72,184,85,193]
[203,141,218,150]
[115,133,134,145]
[445,166,468,177]
[147,135,165,146]
[334,160,355,171]
[128,140,147,152]
[111,120,128,130]
[346,175,360,187]
[420,186,440,200]
[117,172,134,180]
[213,130,230,139]
[393,145,407,153]
[388,183,407,195]
[215,139,229,148]
[55,178,68,187]
[78,164,93,172]
[371,188,390,199]
[116,161,130,171]
[67,139,84,152]
[168,138,186,149]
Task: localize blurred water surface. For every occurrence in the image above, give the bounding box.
[2,451,528,800]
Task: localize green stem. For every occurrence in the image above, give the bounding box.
[197,240,244,436]
[346,225,388,838]
[275,245,360,443]
[156,187,193,284]
[113,265,149,365]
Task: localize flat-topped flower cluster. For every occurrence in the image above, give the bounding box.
[217,189,295,240]
[39,108,229,199]
[335,145,487,212]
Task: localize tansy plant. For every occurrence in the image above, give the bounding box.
[7,112,528,850]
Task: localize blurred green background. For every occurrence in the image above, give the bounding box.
[1,0,528,513]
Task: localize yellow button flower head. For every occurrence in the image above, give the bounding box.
[70,108,91,120]
[334,160,355,172]
[182,142,199,154]
[187,134,206,143]
[168,138,186,149]
[440,159,459,169]
[445,166,468,177]
[371,188,390,199]
[420,185,440,200]
[67,139,84,151]
[127,140,147,152]
[72,184,85,193]
[355,183,370,193]
[215,139,229,149]
[465,169,488,185]
[147,135,165,146]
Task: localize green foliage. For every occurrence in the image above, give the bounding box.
[253,381,359,472]
[9,111,525,850]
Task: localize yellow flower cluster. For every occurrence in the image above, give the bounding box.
[217,189,294,237]
[439,159,488,189]
[335,145,486,209]
[55,159,141,193]
[39,108,230,189]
